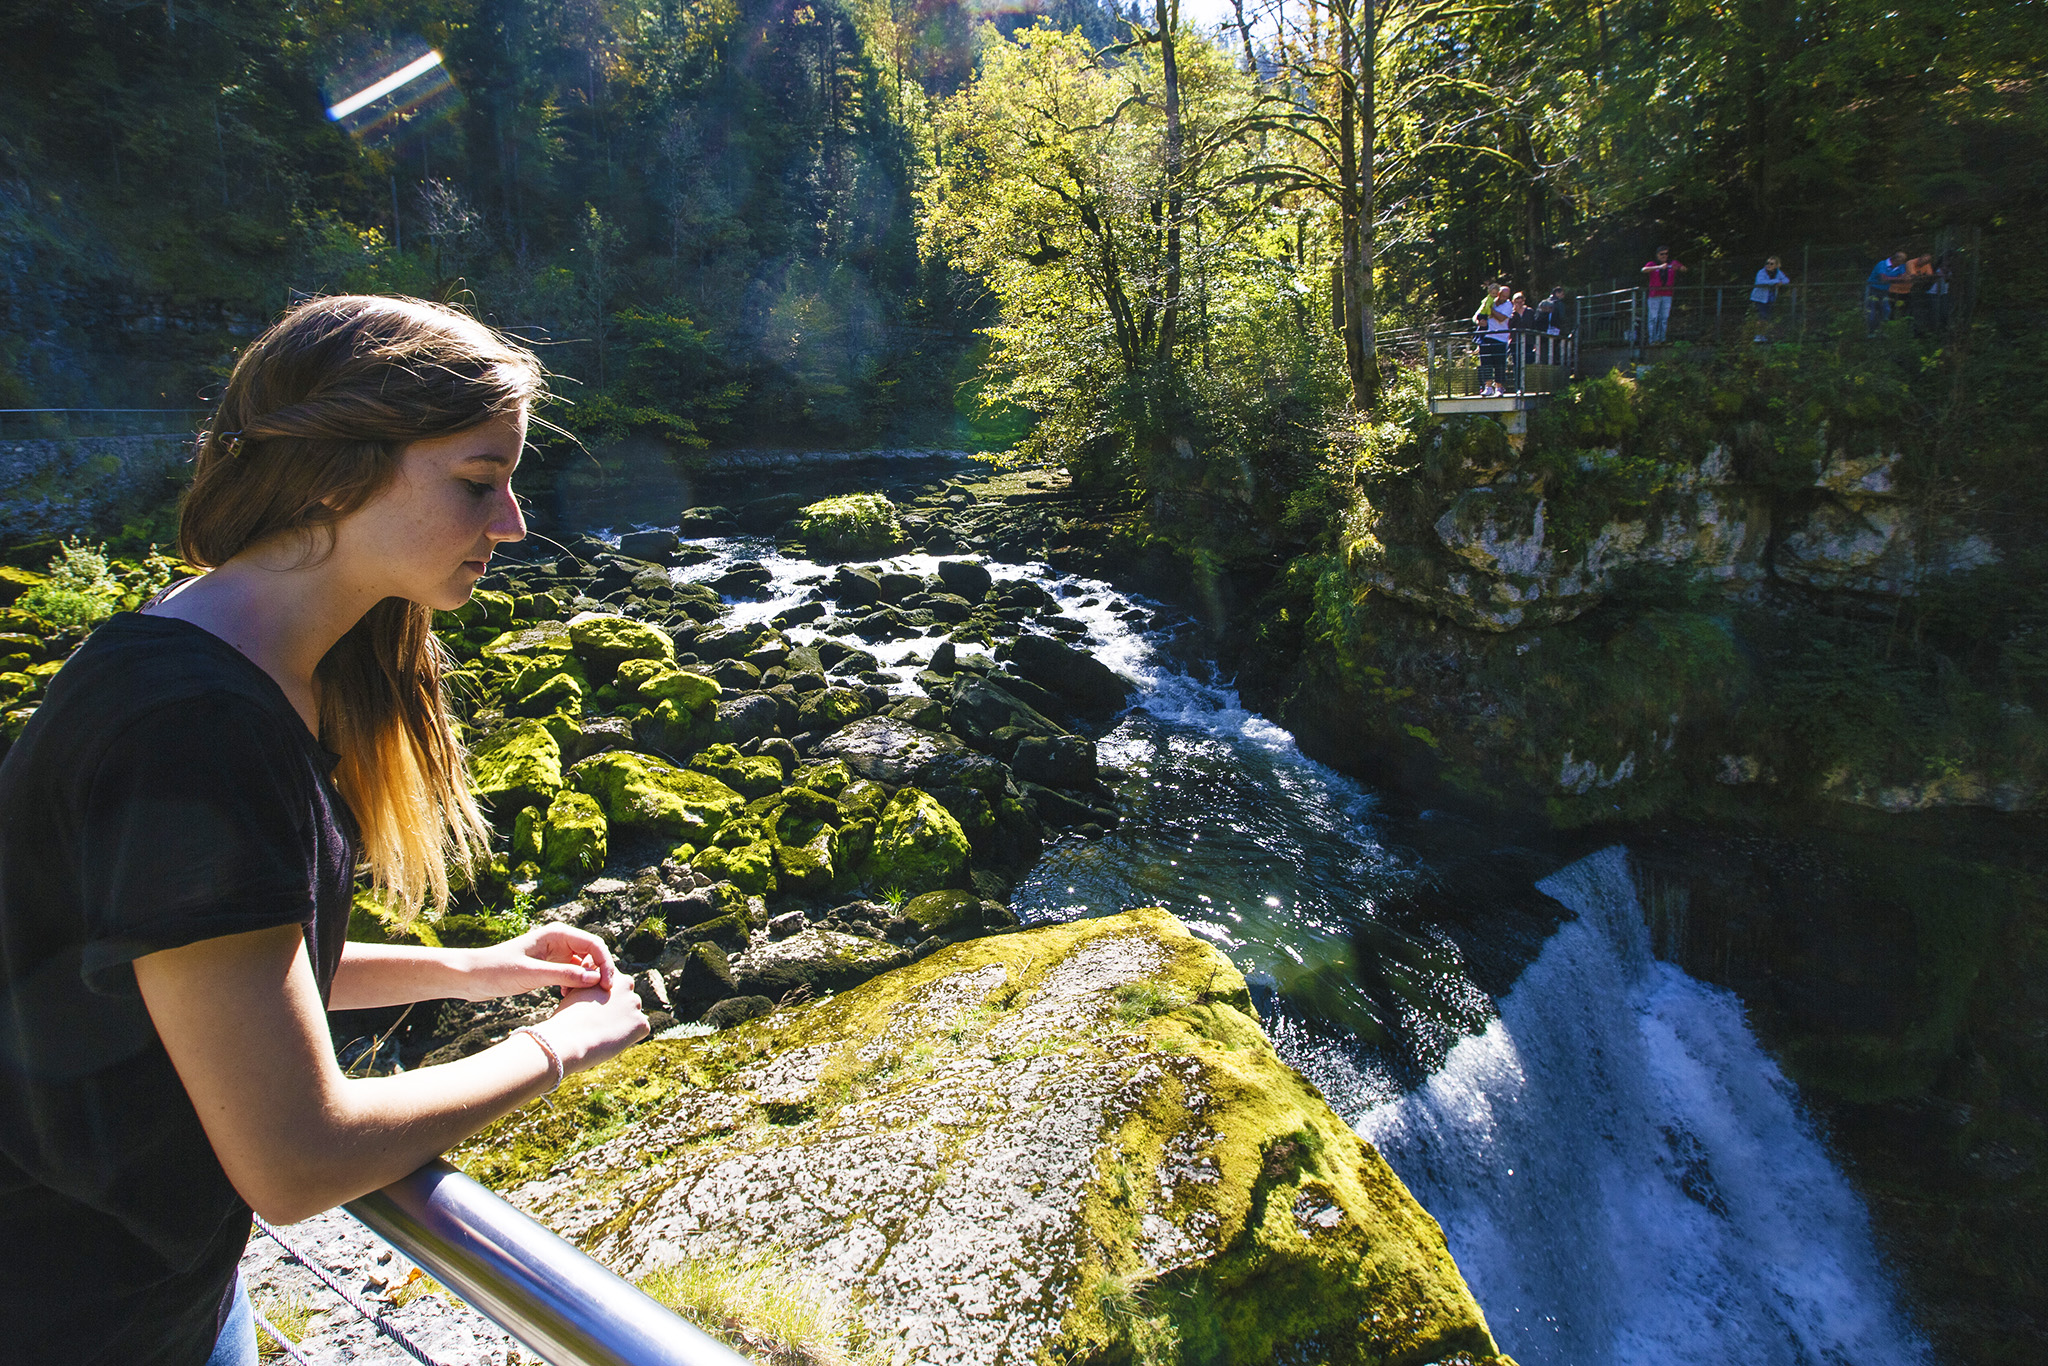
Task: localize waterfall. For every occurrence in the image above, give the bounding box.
[1355,846,1928,1366]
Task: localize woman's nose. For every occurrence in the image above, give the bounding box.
[488,486,527,544]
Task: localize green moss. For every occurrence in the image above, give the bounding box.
[688,743,785,800]
[569,613,676,670]
[902,888,979,935]
[856,787,970,894]
[791,493,904,557]
[639,668,721,711]
[481,621,572,659]
[470,720,565,814]
[694,839,777,895]
[792,759,853,795]
[797,687,871,731]
[771,829,835,894]
[506,670,584,720]
[568,751,746,842]
[540,789,609,876]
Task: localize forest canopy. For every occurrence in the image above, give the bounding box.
[0,0,2039,457]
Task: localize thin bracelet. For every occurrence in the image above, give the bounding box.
[513,1025,564,1093]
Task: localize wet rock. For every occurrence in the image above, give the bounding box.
[826,566,883,609]
[714,693,781,744]
[618,529,680,563]
[816,716,1006,793]
[679,505,739,535]
[949,677,1071,749]
[1003,633,1131,717]
[1022,780,1118,831]
[728,925,915,999]
[456,909,1506,1366]
[1009,733,1099,790]
[936,558,993,600]
[901,888,981,936]
[660,940,739,1016]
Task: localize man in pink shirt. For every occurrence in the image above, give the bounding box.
[1641,246,1687,343]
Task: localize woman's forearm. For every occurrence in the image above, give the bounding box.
[330,941,484,1008]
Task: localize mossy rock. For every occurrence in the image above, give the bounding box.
[791,492,905,557]
[471,719,565,814]
[902,888,981,935]
[857,787,970,895]
[0,672,34,708]
[569,612,676,670]
[446,588,515,628]
[791,759,853,795]
[640,668,722,711]
[688,742,785,800]
[568,751,745,843]
[0,567,46,607]
[694,839,777,896]
[506,671,584,720]
[539,789,608,877]
[345,888,440,948]
[481,620,572,659]
[771,829,835,894]
[796,686,871,731]
[454,908,1508,1366]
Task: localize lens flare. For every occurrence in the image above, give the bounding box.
[327,50,445,121]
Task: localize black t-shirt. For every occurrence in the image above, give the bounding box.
[0,614,358,1365]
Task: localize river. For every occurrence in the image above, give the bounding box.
[579,456,1931,1366]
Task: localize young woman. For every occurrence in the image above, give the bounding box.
[0,296,651,1365]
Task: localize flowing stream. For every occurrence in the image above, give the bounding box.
[625,505,1928,1365]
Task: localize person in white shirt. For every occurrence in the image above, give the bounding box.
[1750,256,1792,341]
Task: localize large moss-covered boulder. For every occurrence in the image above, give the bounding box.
[857,787,970,894]
[792,492,904,557]
[471,720,565,813]
[638,668,721,711]
[455,908,1508,1366]
[568,612,676,670]
[568,752,745,843]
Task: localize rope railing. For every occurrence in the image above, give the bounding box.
[344,1159,755,1366]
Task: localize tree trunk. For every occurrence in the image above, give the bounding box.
[1336,0,1377,410]
[1155,0,1185,367]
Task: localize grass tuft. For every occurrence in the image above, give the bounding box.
[639,1252,892,1366]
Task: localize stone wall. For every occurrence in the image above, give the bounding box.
[0,433,192,547]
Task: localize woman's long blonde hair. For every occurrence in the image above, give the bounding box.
[180,295,546,911]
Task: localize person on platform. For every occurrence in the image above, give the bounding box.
[1472,281,1513,396]
[1641,246,1687,343]
[1866,249,1909,332]
[0,295,652,1366]
[1750,256,1792,341]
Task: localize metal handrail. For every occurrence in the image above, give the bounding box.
[1422,325,1577,399]
[347,1159,753,1366]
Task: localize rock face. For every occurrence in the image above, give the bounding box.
[456,908,1508,1366]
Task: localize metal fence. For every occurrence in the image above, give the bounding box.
[0,408,209,440]
[1423,326,1579,399]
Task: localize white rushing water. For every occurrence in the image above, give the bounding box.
[1356,846,1929,1366]
[629,527,1926,1362]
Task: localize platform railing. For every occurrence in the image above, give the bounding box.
[347,1159,754,1366]
[1423,326,1577,399]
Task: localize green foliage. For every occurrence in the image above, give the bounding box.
[14,540,174,627]
[583,310,747,448]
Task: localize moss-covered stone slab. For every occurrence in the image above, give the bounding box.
[455,908,1508,1366]
[538,789,608,876]
[481,620,572,659]
[568,612,677,669]
[568,751,746,843]
[471,719,565,813]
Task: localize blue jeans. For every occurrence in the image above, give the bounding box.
[205,1274,257,1366]
[1646,294,1672,342]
